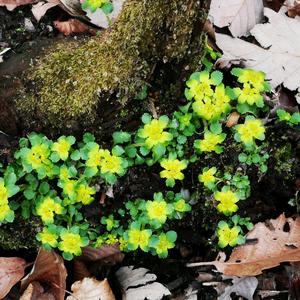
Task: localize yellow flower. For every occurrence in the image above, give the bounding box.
[0,204,11,221]
[26,144,50,169]
[174,199,190,212]
[76,184,95,205]
[160,159,187,180]
[37,227,58,248]
[106,234,119,245]
[187,80,214,101]
[232,68,267,91]
[194,131,226,153]
[217,222,240,248]
[139,119,172,148]
[59,166,70,181]
[199,167,217,187]
[146,200,168,223]
[86,146,110,168]
[101,153,123,174]
[235,117,265,145]
[215,189,239,216]
[58,231,84,256]
[155,234,174,256]
[0,181,8,205]
[235,84,263,107]
[36,197,63,224]
[52,136,74,160]
[119,237,128,251]
[62,180,77,198]
[128,228,151,251]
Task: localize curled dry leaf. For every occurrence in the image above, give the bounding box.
[21,248,67,300]
[74,244,124,281]
[226,112,240,128]
[0,257,26,299]
[209,0,264,37]
[20,282,55,300]
[53,19,97,36]
[66,278,115,300]
[187,214,300,276]
[31,0,59,22]
[287,0,300,17]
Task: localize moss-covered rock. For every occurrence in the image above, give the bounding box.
[17,0,209,132]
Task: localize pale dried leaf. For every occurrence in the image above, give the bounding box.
[85,0,125,28]
[188,214,300,276]
[216,7,300,92]
[226,112,240,128]
[0,257,26,298]
[20,282,55,300]
[53,19,97,35]
[116,266,171,300]
[0,0,35,10]
[31,0,59,22]
[218,276,258,300]
[66,278,115,300]
[288,0,300,17]
[209,0,264,37]
[0,48,10,64]
[21,248,67,300]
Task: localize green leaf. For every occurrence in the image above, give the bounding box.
[24,189,36,200]
[166,230,177,243]
[291,112,300,124]
[84,167,98,178]
[7,185,20,198]
[125,145,137,158]
[5,211,14,223]
[177,135,187,144]
[83,133,95,143]
[153,144,166,158]
[140,146,150,156]
[166,178,175,187]
[141,113,152,124]
[70,150,81,161]
[39,182,50,195]
[210,122,222,134]
[112,145,125,156]
[50,152,60,163]
[21,200,31,219]
[101,2,113,14]
[210,70,223,85]
[113,131,131,144]
[135,85,148,100]
[237,103,258,115]
[62,252,73,261]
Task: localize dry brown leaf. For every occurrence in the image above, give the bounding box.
[188,214,300,276]
[226,112,240,128]
[53,19,97,36]
[66,278,115,300]
[21,248,67,300]
[20,282,55,300]
[0,257,26,299]
[74,244,124,281]
[288,0,300,16]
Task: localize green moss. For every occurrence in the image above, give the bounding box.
[273,143,295,177]
[17,0,208,130]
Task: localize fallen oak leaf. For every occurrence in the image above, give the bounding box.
[53,19,97,36]
[66,278,115,300]
[20,282,55,300]
[0,257,26,299]
[20,248,67,300]
[216,8,300,93]
[187,214,300,276]
[209,0,264,37]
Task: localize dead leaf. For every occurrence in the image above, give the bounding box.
[0,0,35,10]
[31,0,59,22]
[66,278,115,300]
[20,282,55,300]
[21,248,67,300]
[53,19,97,36]
[0,257,26,299]
[0,48,10,64]
[74,244,124,281]
[288,0,300,17]
[263,0,285,12]
[116,266,171,300]
[226,112,240,128]
[187,214,300,276]
[216,8,300,93]
[209,0,264,37]
[218,276,258,300]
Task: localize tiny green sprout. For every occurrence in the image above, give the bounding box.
[198,167,217,190]
[101,214,119,231]
[234,116,265,147]
[194,130,226,154]
[58,226,89,260]
[214,187,240,216]
[277,109,300,126]
[149,231,177,258]
[159,158,188,187]
[217,221,245,248]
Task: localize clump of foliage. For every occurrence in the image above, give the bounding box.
[1,44,299,259]
[81,0,113,14]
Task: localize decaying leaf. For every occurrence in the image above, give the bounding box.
[53,19,97,36]
[0,0,35,10]
[187,214,300,276]
[209,0,264,37]
[226,112,240,128]
[21,248,67,300]
[218,276,258,300]
[216,8,300,93]
[0,257,26,299]
[0,48,10,64]
[66,278,115,300]
[31,0,59,22]
[116,266,171,300]
[287,0,300,17]
[74,244,124,281]
[20,282,55,300]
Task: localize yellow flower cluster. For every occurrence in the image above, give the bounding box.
[214,189,239,216]
[36,196,63,224]
[0,180,13,222]
[194,131,226,153]
[146,200,169,223]
[160,159,187,180]
[127,228,152,251]
[198,167,217,187]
